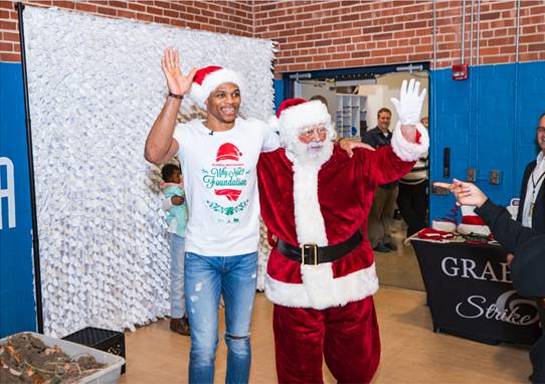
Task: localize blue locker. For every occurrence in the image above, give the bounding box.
[430,61,545,221]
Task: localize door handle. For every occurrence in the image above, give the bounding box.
[443,147,450,178]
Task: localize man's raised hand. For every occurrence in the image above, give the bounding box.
[160,47,198,97]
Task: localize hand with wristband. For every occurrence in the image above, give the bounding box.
[160,47,197,99]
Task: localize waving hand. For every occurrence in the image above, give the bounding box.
[390,79,427,125]
[161,47,198,96]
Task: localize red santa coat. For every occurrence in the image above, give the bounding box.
[257,143,416,310]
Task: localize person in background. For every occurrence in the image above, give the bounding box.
[160,163,189,336]
[362,107,398,252]
[517,112,545,231]
[309,94,329,108]
[514,111,545,383]
[435,179,545,384]
[420,116,429,129]
[396,115,429,238]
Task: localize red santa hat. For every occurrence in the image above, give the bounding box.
[457,205,491,237]
[270,98,335,146]
[189,65,244,110]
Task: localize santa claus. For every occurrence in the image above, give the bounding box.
[257,79,429,383]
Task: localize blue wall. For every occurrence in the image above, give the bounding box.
[429,61,545,220]
[0,62,37,337]
[273,78,284,112]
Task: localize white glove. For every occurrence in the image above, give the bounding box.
[390,79,427,125]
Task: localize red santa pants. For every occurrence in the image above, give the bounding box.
[273,297,381,384]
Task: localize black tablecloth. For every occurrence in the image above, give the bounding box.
[411,238,541,345]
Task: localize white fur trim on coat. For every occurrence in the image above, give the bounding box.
[189,68,245,109]
[391,121,429,162]
[265,262,379,310]
[292,162,328,246]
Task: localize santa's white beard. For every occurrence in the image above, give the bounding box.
[286,139,333,167]
[285,139,333,246]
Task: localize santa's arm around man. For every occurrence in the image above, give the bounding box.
[256,79,429,384]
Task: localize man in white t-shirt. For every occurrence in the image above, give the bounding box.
[144,48,279,384]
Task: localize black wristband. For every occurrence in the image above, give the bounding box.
[168,91,184,100]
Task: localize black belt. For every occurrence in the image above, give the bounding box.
[277,231,362,265]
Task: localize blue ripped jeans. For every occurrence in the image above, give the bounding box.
[184,252,258,384]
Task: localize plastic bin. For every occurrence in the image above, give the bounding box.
[63,327,126,374]
[0,332,125,384]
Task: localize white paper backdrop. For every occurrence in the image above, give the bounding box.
[23,6,275,337]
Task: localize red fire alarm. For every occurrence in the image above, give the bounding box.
[452,64,469,80]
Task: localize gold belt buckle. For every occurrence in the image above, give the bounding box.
[301,243,318,265]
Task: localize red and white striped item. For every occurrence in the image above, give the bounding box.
[456,205,491,237]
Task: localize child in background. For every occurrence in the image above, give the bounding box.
[160,163,189,335]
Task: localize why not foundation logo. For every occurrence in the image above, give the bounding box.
[202,143,250,223]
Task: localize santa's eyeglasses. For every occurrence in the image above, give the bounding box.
[299,127,327,139]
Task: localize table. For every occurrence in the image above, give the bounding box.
[411,238,541,345]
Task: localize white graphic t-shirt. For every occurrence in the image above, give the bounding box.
[173,118,279,256]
